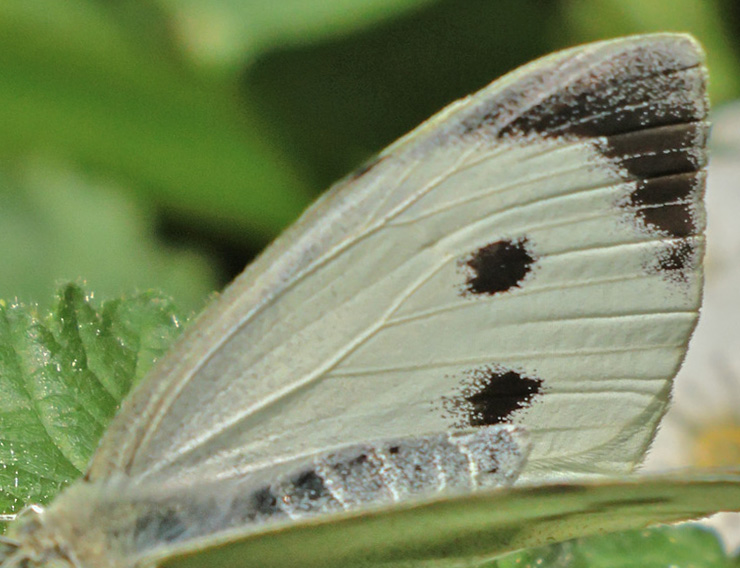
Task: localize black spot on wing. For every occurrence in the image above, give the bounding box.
[464,369,543,426]
[632,236,703,286]
[442,365,543,427]
[460,238,536,296]
[652,240,699,284]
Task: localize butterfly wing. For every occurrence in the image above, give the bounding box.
[87,33,708,486]
[145,473,740,568]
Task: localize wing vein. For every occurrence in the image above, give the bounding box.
[329,340,690,377]
[143,252,458,475]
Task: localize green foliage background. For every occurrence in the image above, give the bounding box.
[2,0,739,314]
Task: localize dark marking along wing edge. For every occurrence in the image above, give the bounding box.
[87,34,707,486]
[147,474,740,568]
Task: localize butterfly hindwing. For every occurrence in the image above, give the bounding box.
[146,473,740,568]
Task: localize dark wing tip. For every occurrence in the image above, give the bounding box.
[455,33,707,144]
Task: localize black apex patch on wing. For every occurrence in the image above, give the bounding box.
[442,365,543,427]
[452,37,707,289]
[496,65,706,143]
[624,172,704,238]
[601,122,708,180]
[460,38,707,142]
[617,169,704,284]
[461,37,708,182]
[460,238,535,296]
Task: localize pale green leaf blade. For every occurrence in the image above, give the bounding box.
[490,524,732,568]
[0,301,80,517]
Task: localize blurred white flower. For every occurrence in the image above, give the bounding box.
[644,102,740,551]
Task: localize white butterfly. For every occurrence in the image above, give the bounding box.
[0,33,712,568]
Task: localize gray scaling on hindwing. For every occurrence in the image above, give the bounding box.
[252,425,529,521]
[131,426,529,554]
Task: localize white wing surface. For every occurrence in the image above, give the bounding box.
[87,34,708,486]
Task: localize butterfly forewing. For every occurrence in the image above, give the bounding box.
[87,34,707,488]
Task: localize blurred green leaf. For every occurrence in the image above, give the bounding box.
[0,1,313,240]
[244,0,568,188]
[158,0,439,73]
[0,161,218,313]
[490,524,733,568]
[90,0,188,62]
[0,284,184,516]
[562,0,740,104]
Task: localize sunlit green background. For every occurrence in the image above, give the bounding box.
[3,0,738,313]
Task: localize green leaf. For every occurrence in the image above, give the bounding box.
[491,524,732,568]
[0,161,219,314]
[0,284,184,516]
[88,0,190,63]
